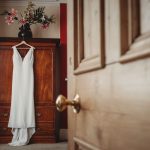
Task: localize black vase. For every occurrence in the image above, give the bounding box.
[18,23,32,39]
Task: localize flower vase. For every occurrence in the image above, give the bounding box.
[18,23,32,39]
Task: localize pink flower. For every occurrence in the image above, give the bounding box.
[41,23,49,29]
[11,8,18,17]
[5,15,14,25]
[19,18,27,25]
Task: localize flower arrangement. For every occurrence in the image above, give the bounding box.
[0,1,55,29]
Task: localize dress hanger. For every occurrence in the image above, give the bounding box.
[13,40,35,50]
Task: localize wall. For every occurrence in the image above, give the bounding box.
[0,1,61,38]
[60,3,67,129]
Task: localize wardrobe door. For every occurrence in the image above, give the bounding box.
[0,44,13,143]
[31,41,56,143]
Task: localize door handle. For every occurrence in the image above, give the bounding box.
[56,94,80,113]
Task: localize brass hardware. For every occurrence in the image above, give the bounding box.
[3,113,8,117]
[37,128,40,131]
[56,94,80,113]
[37,113,41,117]
[3,128,7,131]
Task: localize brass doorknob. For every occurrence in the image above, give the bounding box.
[56,94,80,113]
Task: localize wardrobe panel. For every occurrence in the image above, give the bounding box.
[0,50,12,104]
[34,49,53,103]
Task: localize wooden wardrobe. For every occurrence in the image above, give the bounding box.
[0,38,60,143]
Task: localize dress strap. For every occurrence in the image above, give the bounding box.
[30,47,35,51]
[12,46,16,49]
[12,46,17,53]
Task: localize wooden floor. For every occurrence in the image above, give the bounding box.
[0,142,67,150]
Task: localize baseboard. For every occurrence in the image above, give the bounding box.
[59,129,68,141]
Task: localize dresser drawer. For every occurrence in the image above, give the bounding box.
[35,107,55,122]
[35,122,55,136]
[0,107,55,122]
[0,107,55,121]
[0,122,55,136]
[0,122,11,136]
[0,108,10,122]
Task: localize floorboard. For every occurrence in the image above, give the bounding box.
[0,142,67,150]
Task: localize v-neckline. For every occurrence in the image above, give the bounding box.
[14,46,33,63]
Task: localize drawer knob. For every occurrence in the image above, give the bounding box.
[37,128,40,130]
[3,113,8,117]
[3,128,7,131]
[37,113,41,117]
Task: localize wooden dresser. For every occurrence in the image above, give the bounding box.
[0,38,60,143]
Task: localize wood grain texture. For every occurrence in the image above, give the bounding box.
[120,0,140,55]
[0,50,12,104]
[74,0,105,75]
[34,49,53,103]
[68,0,150,150]
[119,0,150,63]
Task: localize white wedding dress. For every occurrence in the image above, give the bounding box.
[8,46,35,146]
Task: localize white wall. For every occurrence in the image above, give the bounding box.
[0,1,63,38]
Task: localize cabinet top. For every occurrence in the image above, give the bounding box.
[0,37,60,48]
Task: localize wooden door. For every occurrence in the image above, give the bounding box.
[67,0,150,150]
